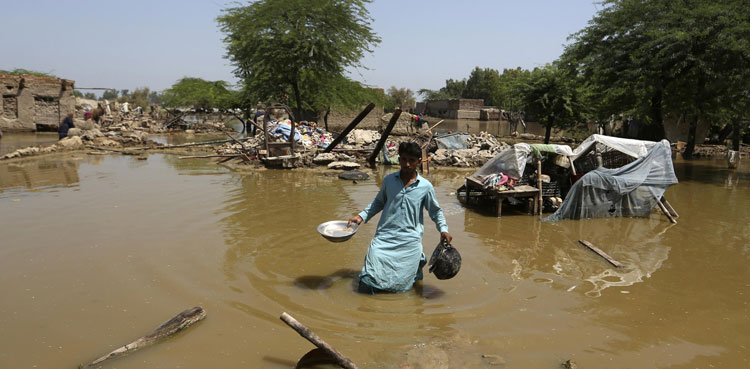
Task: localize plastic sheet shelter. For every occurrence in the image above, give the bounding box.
[571,134,663,162]
[471,143,574,180]
[543,140,678,221]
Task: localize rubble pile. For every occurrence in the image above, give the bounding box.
[2,120,160,160]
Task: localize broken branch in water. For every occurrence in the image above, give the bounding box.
[578,240,624,268]
[280,312,360,369]
[84,306,206,368]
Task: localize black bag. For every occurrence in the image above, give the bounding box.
[428,241,461,280]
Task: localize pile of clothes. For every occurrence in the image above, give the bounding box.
[481,172,516,191]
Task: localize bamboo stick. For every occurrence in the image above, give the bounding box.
[656,198,677,224]
[660,197,679,218]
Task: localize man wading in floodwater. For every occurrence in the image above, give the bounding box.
[348,142,453,294]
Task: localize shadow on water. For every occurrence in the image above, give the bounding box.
[293,268,446,299]
[294,268,359,290]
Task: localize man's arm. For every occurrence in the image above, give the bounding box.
[425,186,452,244]
[349,183,387,226]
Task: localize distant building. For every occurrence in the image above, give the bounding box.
[0,74,76,132]
[417,98,485,119]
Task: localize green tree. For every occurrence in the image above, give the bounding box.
[562,0,750,158]
[119,89,130,101]
[0,68,55,77]
[148,91,163,105]
[520,64,588,144]
[73,90,83,97]
[218,0,381,121]
[162,77,235,111]
[418,78,467,100]
[130,87,151,108]
[84,92,96,100]
[496,68,531,111]
[464,67,502,106]
[102,89,118,100]
[387,86,416,112]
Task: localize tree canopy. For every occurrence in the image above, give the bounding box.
[161,77,236,110]
[386,86,416,112]
[521,64,588,143]
[561,0,750,157]
[217,0,381,120]
[418,67,530,114]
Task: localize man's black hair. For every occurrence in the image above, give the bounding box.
[398,141,422,159]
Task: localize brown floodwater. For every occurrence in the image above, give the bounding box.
[0,132,60,156]
[0,149,748,369]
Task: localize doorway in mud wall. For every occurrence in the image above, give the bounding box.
[2,95,18,119]
[33,96,60,131]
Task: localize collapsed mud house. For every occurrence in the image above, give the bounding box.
[0,74,76,132]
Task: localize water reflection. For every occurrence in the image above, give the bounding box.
[0,155,81,192]
[0,132,59,155]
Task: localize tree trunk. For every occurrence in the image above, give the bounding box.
[324,106,330,132]
[292,80,303,122]
[650,89,666,140]
[242,108,249,134]
[732,117,741,151]
[544,123,552,144]
[683,115,699,160]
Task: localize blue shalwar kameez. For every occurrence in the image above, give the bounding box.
[358,171,448,292]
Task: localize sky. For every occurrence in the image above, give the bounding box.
[1,0,602,97]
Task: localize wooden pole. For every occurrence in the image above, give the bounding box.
[323,103,376,153]
[660,197,679,218]
[178,154,240,159]
[158,138,241,149]
[595,144,604,168]
[280,312,360,369]
[424,119,445,134]
[368,109,401,164]
[421,147,429,173]
[537,160,543,216]
[568,157,577,175]
[578,240,624,268]
[656,198,677,224]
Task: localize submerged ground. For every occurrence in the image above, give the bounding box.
[0,146,748,368]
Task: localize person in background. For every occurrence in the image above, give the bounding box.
[348,142,453,294]
[59,112,75,139]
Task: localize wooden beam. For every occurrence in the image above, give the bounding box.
[280,312,360,369]
[323,103,376,153]
[660,197,679,218]
[537,160,543,216]
[578,240,624,268]
[656,198,677,224]
[368,109,401,164]
[178,154,241,159]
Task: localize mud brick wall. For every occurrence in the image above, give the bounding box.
[2,96,17,118]
[0,74,75,132]
[33,97,60,127]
